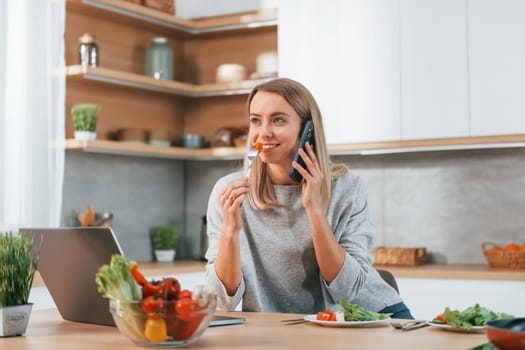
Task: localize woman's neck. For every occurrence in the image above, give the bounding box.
[267,163,297,186]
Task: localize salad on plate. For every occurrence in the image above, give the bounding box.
[428,304,513,333]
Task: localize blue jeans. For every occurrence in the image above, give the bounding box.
[379,301,414,319]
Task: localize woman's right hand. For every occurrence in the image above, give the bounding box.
[218,177,250,235]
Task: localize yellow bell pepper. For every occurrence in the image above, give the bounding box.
[144,317,167,343]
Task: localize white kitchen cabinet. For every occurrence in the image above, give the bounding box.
[279,0,401,144]
[400,0,469,140]
[398,278,525,321]
[468,0,525,136]
[279,0,525,147]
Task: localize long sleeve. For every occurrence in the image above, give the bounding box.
[204,173,244,311]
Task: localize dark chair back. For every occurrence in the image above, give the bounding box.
[376,269,399,294]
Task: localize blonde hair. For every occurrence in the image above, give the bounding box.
[246,78,347,212]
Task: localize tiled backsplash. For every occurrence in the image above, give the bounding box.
[62,148,525,264]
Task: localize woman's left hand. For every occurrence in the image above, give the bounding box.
[292,142,323,211]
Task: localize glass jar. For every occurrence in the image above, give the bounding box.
[78,33,99,67]
[145,37,174,80]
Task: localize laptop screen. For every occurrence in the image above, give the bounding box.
[23,227,123,326]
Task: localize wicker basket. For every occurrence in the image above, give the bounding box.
[482,242,525,269]
[371,246,427,266]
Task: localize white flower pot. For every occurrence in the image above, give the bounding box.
[74,131,97,140]
[0,303,33,337]
[154,249,176,262]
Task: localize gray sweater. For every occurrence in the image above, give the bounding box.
[205,171,401,314]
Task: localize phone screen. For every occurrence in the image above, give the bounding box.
[289,120,315,183]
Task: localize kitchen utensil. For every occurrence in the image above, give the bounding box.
[216,64,246,83]
[94,212,113,227]
[148,129,171,147]
[246,147,257,175]
[281,318,306,325]
[110,287,217,347]
[78,33,99,67]
[145,37,173,80]
[180,134,205,148]
[256,51,278,74]
[391,320,429,331]
[485,317,525,350]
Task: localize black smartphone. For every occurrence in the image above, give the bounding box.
[289,120,315,183]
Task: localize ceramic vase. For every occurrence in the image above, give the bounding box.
[154,249,176,262]
[0,303,33,337]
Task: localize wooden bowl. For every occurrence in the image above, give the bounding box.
[485,318,525,350]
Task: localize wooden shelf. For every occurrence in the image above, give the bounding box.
[66,65,269,97]
[330,134,525,155]
[65,139,246,160]
[75,0,277,34]
[65,134,525,160]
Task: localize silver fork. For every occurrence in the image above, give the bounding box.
[280,318,307,325]
[246,147,258,175]
[391,320,429,331]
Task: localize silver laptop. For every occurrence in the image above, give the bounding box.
[23,227,245,328]
[24,227,123,326]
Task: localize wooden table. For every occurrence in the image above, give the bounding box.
[4,308,488,350]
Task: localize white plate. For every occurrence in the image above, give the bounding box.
[303,314,391,328]
[426,321,485,333]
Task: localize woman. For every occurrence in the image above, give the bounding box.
[205,78,413,319]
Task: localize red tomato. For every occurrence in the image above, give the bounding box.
[168,297,204,340]
[316,312,332,321]
[175,298,194,318]
[142,295,165,313]
[178,289,192,300]
[163,277,181,300]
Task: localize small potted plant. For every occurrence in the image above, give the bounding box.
[71,103,100,140]
[150,225,180,262]
[0,231,40,337]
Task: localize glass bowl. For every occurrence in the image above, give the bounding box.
[109,286,217,348]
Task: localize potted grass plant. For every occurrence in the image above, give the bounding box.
[0,231,40,337]
[71,103,100,140]
[150,225,180,262]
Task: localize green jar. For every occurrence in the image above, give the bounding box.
[145,37,173,80]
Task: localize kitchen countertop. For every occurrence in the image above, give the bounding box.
[31,260,206,287]
[31,260,525,288]
[4,308,487,350]
[373,263,525,281]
